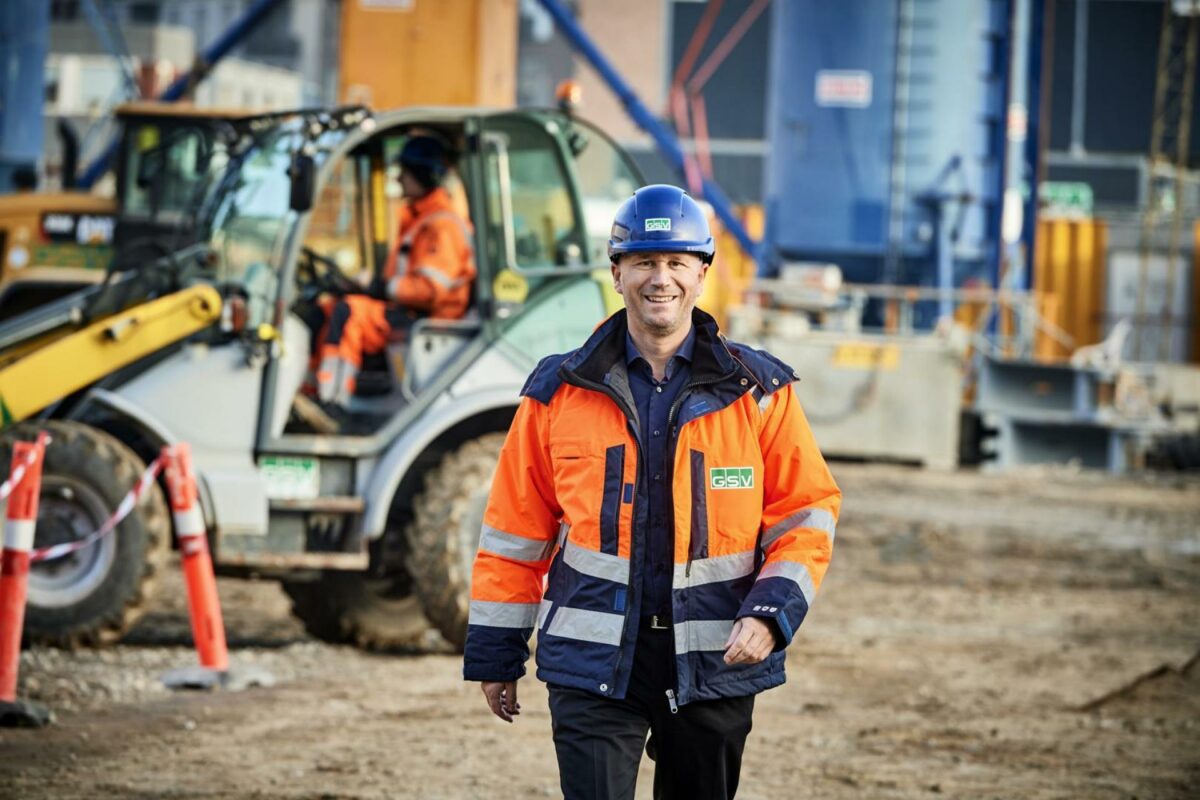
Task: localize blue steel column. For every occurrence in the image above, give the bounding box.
[0,0,51,192]
[1020,0,1047,293]
[534,0,761,268]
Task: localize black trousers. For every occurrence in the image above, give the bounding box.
[547,619,755,800]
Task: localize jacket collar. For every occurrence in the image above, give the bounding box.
[561,308,748,391]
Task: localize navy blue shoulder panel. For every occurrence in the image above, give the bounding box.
[723,339,798,395]
[520,352,573,405]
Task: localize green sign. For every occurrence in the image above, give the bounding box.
[710,467,754,490]
[1040,181,1094,215]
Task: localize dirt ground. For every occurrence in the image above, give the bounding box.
[1,462,1198,800]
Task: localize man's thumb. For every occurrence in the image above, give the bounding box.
[724,619,743,648]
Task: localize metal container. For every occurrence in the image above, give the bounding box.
[763,0,1014,308]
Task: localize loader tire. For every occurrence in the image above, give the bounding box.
[281,571,429,650]
[405,432,506,651]
[0,421,170,647]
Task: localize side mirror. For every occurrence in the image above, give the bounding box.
[289,152,315,213]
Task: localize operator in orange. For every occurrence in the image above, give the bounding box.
[316,135,475,408]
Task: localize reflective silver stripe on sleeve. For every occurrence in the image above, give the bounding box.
[469,599,539,629]
[673,619,736,655]
[416,265,461,290]
[556,521,570,548]
[761,507,837,550]
[537,599,553,629]
[672,549,756,587]
[563,539,630,583]
[545,606,624,646]
[479,524,555,562]
[757,560,817,607]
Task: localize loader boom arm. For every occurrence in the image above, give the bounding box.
[0,285,222,425]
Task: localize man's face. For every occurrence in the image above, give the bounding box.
[399,170,426,199]
[612,251,708,337]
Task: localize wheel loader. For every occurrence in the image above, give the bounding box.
[0,103,638,650]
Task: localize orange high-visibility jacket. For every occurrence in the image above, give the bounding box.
[463,309,841,706]
[383,187,476,319]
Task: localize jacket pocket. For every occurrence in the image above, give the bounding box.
[689,449,709,562]
[599,445,625,556]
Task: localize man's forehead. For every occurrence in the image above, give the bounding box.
[621,252,702,262]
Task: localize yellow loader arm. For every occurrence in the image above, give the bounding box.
[0,285,222,426]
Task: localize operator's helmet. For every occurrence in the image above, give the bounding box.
[398,135,449,190]
[607,184,715,264]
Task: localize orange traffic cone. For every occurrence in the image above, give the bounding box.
[159,443,272,691]
[0,434,52,727]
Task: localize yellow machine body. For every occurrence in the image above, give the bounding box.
[0,285,222,425]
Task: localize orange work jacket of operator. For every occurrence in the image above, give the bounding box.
[382,184,475,320]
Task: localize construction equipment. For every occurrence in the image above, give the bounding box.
[0,103,640,650]
[0,103,276,318]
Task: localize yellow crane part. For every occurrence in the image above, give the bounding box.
[0,285,222,426]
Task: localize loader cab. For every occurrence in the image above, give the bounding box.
[111,104,256,254]
[269,108,641,440]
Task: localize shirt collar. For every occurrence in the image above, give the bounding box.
[625,326,696,373]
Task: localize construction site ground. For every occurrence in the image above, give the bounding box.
[1,462,1197,799]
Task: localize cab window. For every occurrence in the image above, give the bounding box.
[567,120,641,265]
[482,116,583,270]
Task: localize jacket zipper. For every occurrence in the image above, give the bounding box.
[663,368,738,712]
[559,371,643,695]
[562,361,743,706]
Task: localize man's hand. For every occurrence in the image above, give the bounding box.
[723,616,779,665]
[481,680,521,723]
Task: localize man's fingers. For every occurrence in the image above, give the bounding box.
[504,681,520,716]
[724,622,750,665]
[724,619,773,665]
[481,682,514,723]
[724,619,743,649]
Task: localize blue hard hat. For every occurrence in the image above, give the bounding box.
[398,135,448,187]
[607,184,715,263]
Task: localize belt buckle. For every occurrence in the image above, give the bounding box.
[649,615,670,630]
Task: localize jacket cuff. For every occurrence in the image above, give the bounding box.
[463,658,528,683]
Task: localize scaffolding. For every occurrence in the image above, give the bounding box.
[1133,0,1199,361]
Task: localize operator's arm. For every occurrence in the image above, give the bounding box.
[387,223,471,313]
[736,382,841,649]
[463,396,561,687]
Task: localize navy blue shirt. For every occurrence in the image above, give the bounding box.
[625,328,695,618]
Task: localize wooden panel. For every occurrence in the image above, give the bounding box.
[339,0,516,109]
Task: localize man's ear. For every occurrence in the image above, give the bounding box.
[611,259,622,292]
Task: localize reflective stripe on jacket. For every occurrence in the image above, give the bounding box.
[383,187,476,319]
[463,308,841,706]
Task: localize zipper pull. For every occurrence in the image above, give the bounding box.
[665,689,679,715]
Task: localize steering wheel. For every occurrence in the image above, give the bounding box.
[298,245,364,297]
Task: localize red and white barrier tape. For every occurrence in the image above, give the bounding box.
[30,456,164,564]
[0,432,51,504]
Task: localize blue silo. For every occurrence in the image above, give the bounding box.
[763,0,1020,327]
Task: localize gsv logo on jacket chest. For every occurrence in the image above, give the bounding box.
[709,467,754,490]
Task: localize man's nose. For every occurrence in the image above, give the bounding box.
[646,262,673,283]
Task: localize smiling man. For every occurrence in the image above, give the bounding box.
[464,184,841,800]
